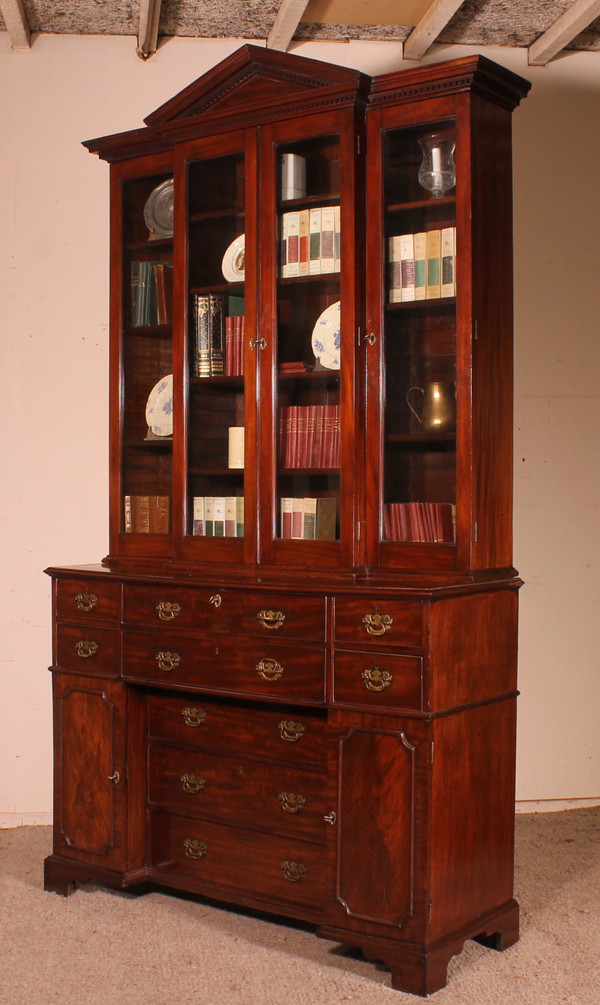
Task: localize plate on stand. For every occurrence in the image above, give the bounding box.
[145,374,173,437]
[311,301,341,370]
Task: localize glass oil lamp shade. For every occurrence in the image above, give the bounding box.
[418,132,456,198]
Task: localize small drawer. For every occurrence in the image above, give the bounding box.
[148,744,327,843]
[56,578,121,624]
[55,623,120,676]
[147,694,327,769]
[150,810,326,913]
[334,597,423,647]
[123,584,325,641]
[123,630,325,702]
[333,649,423,711]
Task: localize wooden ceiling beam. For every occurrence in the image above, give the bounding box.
[267,0,310,51]
[0,0,31,49]
[137,0,162,59]
[528,0,600,65]
[403,0,465,60]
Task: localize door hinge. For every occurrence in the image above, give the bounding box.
[473,319,478,341]
[474,521,478,544]
[357,134,361,155]
[431,741,435,764]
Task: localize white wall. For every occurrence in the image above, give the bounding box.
[1,33,598,824]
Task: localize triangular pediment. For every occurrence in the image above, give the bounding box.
[144,44,366,128]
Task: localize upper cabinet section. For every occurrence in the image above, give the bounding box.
[84,47,529,579]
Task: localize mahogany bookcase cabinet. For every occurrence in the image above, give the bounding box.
[44,46,530,996]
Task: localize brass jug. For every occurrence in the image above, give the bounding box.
[406,382,456,434]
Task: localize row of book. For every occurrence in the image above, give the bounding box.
[281,497,337,540]
[389,227,456,303]
[192,496,244,537]
[192,293,245,377]
[280,404,340,469]
[124,495,170,534]
[383,502,455,543]
[131,261,173,327]
[281,206,340,278]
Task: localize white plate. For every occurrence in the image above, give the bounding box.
[145,374,173,437]
[222,234,245,282]
[144,179,174,238]
[311,301,341,370]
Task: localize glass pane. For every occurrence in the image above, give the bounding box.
[382,121,457,545]
[121,173,174,534]
[186,152,246,539]
[275,134,341,543]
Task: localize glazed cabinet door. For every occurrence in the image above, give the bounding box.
[258,110,363,568]
[50,672,128,871]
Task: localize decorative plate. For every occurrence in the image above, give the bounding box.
[222,234,245,282]
[144,178,174,237]
[311,301,341,370]
[145,374,173,437]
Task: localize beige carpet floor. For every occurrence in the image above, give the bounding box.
[1,808,599,1003]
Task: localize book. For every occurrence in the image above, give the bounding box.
[284,211,300,278]
[426,229,442,300]
[441,226,456,298]
[334,204,341,272]
[414,232,427,300]
[192,496,205,536]
[291,498,304,539]
[316,497,337,540]
[213,497,226,537]
[194,294,211,376]
[400,233,416,302]
[204,496,215,537]
[309,207,322,275]
[320,206,336,273]
[225,496,237,537]
[388,235,402,303]
[281,497,293,539]
[235,496,244,538]
[123,495,170,534]
[302,497,317,539]
[209,293,225,375]
[298,209,310,277]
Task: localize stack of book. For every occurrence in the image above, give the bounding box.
[281,206,340,277]
[124,495,170,534]
[131,261,173,326]
[280,497,337,540]
[192,496,244,537]
[192,293,245,378]
[383,502,455,543]
[224,315,245,376]
[280,404,340,468]
[388,227,456,303]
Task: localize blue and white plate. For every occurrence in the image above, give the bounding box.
[145,374,173,437]
[311,301,341,370]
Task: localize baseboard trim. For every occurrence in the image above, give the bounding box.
[516,797,600,813]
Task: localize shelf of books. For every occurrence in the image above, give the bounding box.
[381,121,457,550]
[121,172,174,536]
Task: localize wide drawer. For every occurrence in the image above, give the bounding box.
[333,649,423,711]
[123,630,325,702]
[334,596,423,647]
[55,623,120,676]
[148,744,327,843]
[123,584,326,641]
[147,694,327,769]
[150,810,326,914]
[56,578,121,624]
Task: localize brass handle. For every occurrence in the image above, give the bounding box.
[362,606,393,637]
[181,773,205,794]
[365,332,377,346]
[75,638,98,659]
[75,590,97,613]
[257,609,285,630]
[362,663,393,692]
[156,601,181,622]
[278,720,305,743]
[279,792,306,814]
[182,706,206,728]
[249,337,266,351]
[183,838,207,860]
[209,594,222,608]
[324,811,337,825]
[108,771,120,784]
[257,658,283,682]
[155,651,181,673]
[281,861,307,883]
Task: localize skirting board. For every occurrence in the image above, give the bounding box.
[1,800,599,827]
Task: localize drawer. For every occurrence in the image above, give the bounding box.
[333,649,423,711]
[334,596,423,647]
[148,744,327,843]
[147,694,327,769]
[55,623,120,676]
[150,810,326,914]
[123,630,325,702]
[56,578,121,624]
[123,584,325,641]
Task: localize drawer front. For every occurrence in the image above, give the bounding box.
[150,810,326,913]
[55,623,120,676]
[147,694,327,769]
[333,649,423,711]
[123,630,325,702]
[56,579,121,624]
[123,584,325,641]
[334,597,423,647]
[148,744,327,843]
